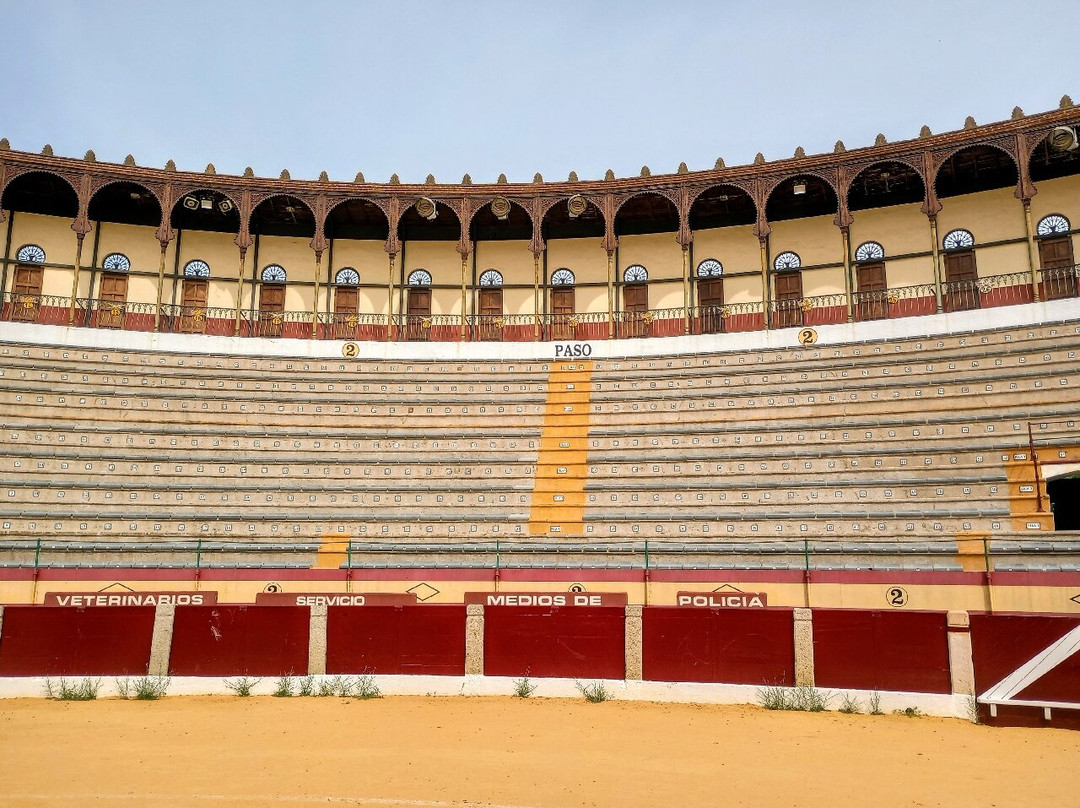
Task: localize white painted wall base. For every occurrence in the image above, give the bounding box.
[0,674,973,719]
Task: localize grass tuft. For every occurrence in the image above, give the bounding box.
[838,692,862,714]
[575,680,611,703]
[45,677,101,701]
[757,684,832,712]
[272,676,295,698]
[224,676,260,697]
[868,691,884,715]
[513,675,538,699]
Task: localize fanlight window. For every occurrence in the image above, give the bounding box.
[624,264,648,283]
[551,268,575,286]
[854,242,885,262]
[773,251,801,271]
[479,269,503,287]
[16,244,45,263]
[261,265,287,283]
[183,260,210,278]
[696,259,723,278]
[943,229,975,250]
[335,267,359,285]
[1037,214,1070,236]
[408,269,432,287]
[102,253,131,272]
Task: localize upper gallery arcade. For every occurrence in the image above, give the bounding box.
[1,100,1078,343]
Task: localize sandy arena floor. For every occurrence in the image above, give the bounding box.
[1,695,1077,808]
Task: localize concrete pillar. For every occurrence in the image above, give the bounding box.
[793,607,815,687]
[947,610,975,696]
[465,603,484,675]
[308,603,328,676]
[147,602,176,677]
[625,604,643,681]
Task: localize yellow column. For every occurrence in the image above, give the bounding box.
[460,255,468,341]
[311,253,322,339]
[606,250,615,338]
[841,227,853,323]
[234,250,247,336]
[387,253,395,341]
[682,246,691,334]
[154,243,167,332]
[929,217,943,313]
[758,237,770,329]
[1023,201,1041,303]
[67,236,84,326]
[533,253,541,341]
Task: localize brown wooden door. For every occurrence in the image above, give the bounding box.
[259,283,285,337]
[550,286,575,340]
[856,262,887,321]
[406,287,431,341]
[97,272,128,329]
[623,283,648,337]
[333,287,359,339]
[180,279,208,333]
[11,266,43,322]
[477,287,502,341]
[774,271,803,328]
[944,251,978,312]
[698,277,724,333]
[1039,237,1077,300]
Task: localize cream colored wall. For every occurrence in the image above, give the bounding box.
[618,232,683,282]
[938,187,1029,278]
[475,239,533,286]
[254,236,314,310]
[177,230,239,310]
[94,222,171,306]
[885,256,935,287]
[329,239,389,313]
[724,274,763,304]
[975,242,1029,278]
[1029,174,1080,230]
[651,280,685,310]
[7,212,81,296]
[849,202,929,257]
[403,241,462,316]
[801,266,846,297]
[545,237,608,313]
[692,224,759,276]
[769,214,842,269]
[503,287,534,317]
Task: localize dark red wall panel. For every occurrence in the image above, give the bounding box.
[642,608,795,685]
[0,606,155,676]
[326,605,465,676]
[970,614,1080,703]
[169,605,309,676]
[813,609,950,694]
[484,606,624,679]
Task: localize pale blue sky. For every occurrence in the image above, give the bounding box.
[1,1,1076,184]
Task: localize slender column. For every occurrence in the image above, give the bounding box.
[793,607,815,687]
[465,603,484,675]
[147,602,176,677]
[841,226,854,323]
[460,256,468,341]
[682,246,691,334]
[311,252,322,338]
[387,253,395,341]
[606,250,615,338]
[533,253,541,341]
[929,216,943,313]
[947,610,975,696]
[67,234,85,326]
[308,603,328,676]
[758,237,771,329]
[1023,200,1041,302]
[234,248,247,336]
[624,604,643,681]
[154,243,167,332]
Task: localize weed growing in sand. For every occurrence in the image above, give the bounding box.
[352,673,381,700]
[868,692,884,715]
[297,675,315,697]
[45,677,101,701]
[575,680,611,703]
[224,676,260,697]
[893,706,924,718]
[272,676,295,698]
[757,684,792,711]
[115,676,169,700]
[757,684,831,712]
[838,692,862,714]
[513,675,538,699]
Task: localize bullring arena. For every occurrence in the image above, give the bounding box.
[1,101,1080,806]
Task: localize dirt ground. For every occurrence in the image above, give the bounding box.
[1,695,1077,808]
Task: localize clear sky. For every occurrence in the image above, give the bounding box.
[1,0,1076,184]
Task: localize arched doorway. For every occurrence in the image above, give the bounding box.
[549,268,576,340]
[96,252,130,329]
[406,269,432,341]
[476,269,503,341]
[258,265,287,337]
[1036,214,1077,300]
[180,260,211,333]
[621,264,649,338]
[853,241,887,321]
[332,267,360,338]
[695,259,724,334]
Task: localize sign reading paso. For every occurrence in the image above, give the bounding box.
[466,591,628,607]
[45,591,217,607]
[554,343,592,358]
[676,591,768,608]
[255,592,418,606]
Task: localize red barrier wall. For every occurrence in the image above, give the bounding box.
[642,607,795,685]
[813,609,951,694]
[484,606,624,679]
[0,606,155,676]
[970,614,1080,705]
[169,605,309,676]
[326,605,466,675]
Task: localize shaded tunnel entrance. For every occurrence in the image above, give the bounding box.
[1047,474,1080,530]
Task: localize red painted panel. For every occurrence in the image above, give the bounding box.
[642,607,795,685]
[484,606,624,679]
[970,614,1080,703]
[326,605,465,675]
[0,606,155,676]
[813,609,951,694]
[169,605,309,676]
